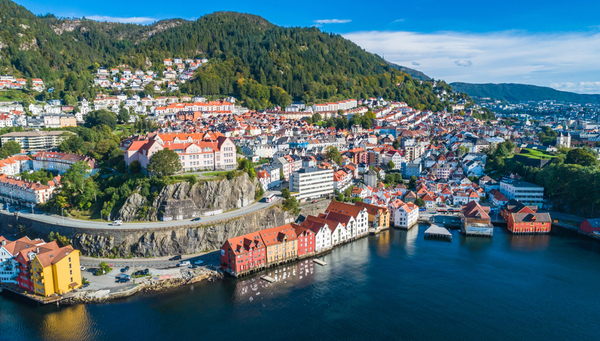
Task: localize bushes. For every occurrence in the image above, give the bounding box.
[95,262,112,276]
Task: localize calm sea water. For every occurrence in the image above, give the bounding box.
[2,225,600,341]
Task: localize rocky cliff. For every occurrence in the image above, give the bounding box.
[72,205,289,258]
[115,173,256,222]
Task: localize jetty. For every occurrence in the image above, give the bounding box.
[424,224,453,241]
[260,275,276,283]
[1,284,63,305]
[313,259,327,266]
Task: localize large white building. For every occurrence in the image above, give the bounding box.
[123,132,237,172]
[393,200,419,229]
[0,174,57,205]
[289,167,333,201]
[0,131,74,150]
[499,179,544,208]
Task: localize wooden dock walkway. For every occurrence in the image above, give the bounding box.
[260,275,276,283]
[313,259,327,266]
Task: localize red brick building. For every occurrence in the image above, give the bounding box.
[220,231,266,276]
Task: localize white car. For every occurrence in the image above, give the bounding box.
[113,220,123,226]
[178,261,191,267]
[80,266,86,271]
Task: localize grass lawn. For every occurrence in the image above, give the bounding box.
[519,148,557,160]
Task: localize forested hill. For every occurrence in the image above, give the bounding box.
[450,82,600,104]
[0,0,450,111]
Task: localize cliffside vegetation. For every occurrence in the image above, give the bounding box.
[451,82,600,104]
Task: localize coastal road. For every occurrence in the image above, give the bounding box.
[80,250,221,270]
[2,190,282,230]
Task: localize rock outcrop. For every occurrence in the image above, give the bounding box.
[73,204,288,258]
[115,173,256,222]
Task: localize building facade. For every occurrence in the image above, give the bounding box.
[499,180,544,208]
[289,167,334,201]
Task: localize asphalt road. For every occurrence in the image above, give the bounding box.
[80,250,221,270]
[2,191,281,230]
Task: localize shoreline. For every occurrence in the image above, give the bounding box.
[61,268,224,305]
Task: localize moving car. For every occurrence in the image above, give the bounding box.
[113,220,123,226]
[169,255,182,261]
[178,261,191,267]
[191,217,201,221]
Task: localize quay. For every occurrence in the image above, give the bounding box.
[313,259,327,266]
[0,283,63,305]
[424,224,452,241]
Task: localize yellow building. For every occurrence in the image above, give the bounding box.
[259,224,298,265]
[31,246,82,297]
[356,202,390,230]
[60,116,77,128]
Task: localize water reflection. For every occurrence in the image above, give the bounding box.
[232,260,316,303]
[39,304,95,341]
[508,234,550,251]
[458,229,494,252]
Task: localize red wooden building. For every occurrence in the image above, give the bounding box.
[507,212,551,234]
[220,231,266,276]
[580,219,600,234]
[294,225,316,257]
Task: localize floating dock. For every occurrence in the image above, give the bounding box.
[260,275,276,283]
[313,259,327,266]
[424,224,453,241]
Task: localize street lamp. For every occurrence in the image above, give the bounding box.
[61,207,64,225]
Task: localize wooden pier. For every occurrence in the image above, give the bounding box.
[424,224,453,241]
[313,259,327,266]
[260,275,276,283]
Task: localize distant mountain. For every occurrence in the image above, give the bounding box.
[450,82,600,104]
[386,61,432,81]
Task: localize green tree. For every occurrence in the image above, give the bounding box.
[85,110,118,130]
[326,146,342,165]
[226,171,236,180]
[282,187,291,199]
[414,197,426,207]
[118,107,130,123]
[408,176,417,189]
[392,139,400,150]
[0,141,22,158]
[312,113,322,123]
[387,160,396,170]
[129,160,142,174]
[148,149,182,177]
[565,148,599,167]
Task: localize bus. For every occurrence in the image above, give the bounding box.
[265,193,276,203]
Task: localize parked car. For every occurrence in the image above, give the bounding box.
[169,255,182,261]
[133,270,145,277]
[82,283,90,288]
[191,217,201,221]
[80,266,86,271]
[178,261,191,267]
[194,260,204,265]
[143,269,149,275]
[120,266,130,273]
[117,278,130,283]
[312,200,319,204]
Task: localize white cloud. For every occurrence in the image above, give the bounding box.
[454,59,472,67]
[314,19,351,24]
[412,62,420,66]
[392,19,405,23]
[86,15,155,24]
[343,30,600,94]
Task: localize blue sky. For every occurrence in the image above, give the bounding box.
[14,0,600,93]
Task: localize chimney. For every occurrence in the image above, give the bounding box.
[1,240,5,246]
[36,247,39,253]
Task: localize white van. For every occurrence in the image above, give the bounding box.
[113,220,123,226]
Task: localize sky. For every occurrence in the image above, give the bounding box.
[14,0,600,94]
